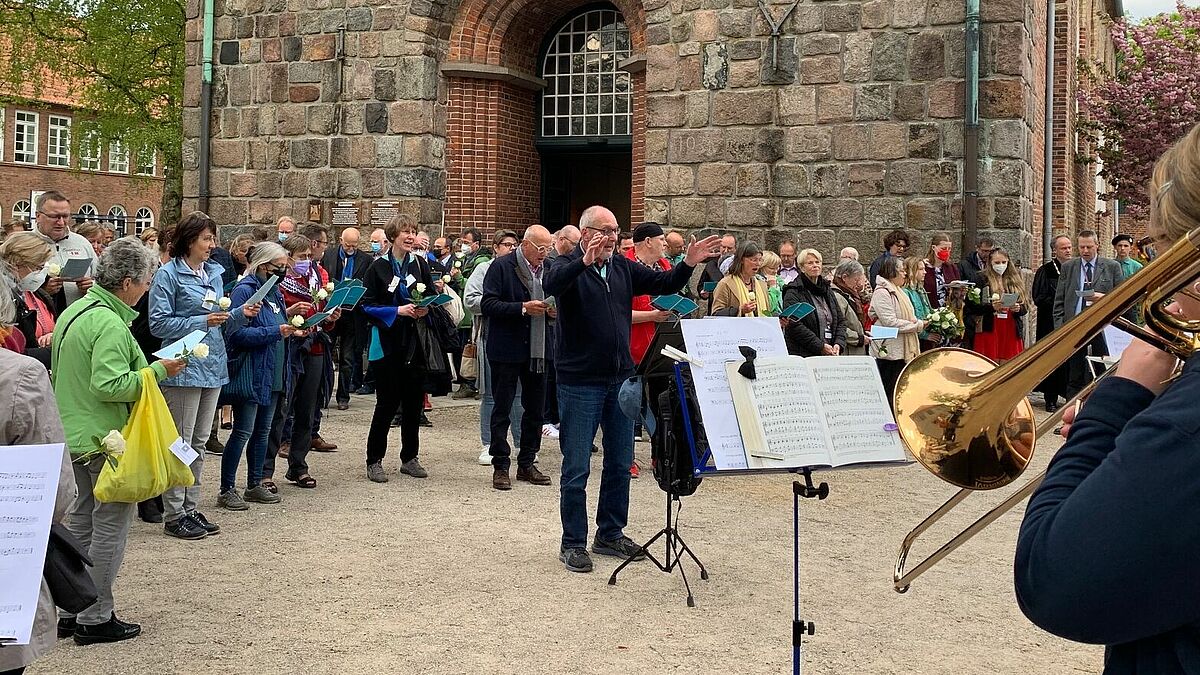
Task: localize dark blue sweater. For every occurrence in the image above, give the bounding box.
[543,247,694,386]
[1015,357,1200,673]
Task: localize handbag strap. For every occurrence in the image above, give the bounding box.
[50,301,102,368]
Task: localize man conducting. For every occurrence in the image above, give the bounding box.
[544,205,720,573]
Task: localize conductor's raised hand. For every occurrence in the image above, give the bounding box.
[684,235,722,267]
[581,234,607,266]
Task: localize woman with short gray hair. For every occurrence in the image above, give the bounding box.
[51,237,187,644]
[830,259,869,355]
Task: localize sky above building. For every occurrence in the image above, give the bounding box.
[1123,0,1192,19]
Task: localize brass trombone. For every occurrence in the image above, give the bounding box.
[891,228,1200,593]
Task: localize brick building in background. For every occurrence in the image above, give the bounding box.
[1,76,165,235]
[182,0,1122,267]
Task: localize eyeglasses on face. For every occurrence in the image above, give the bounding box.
[38,211,70,222]
[585,226,619,237]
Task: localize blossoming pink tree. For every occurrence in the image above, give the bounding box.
[1078,4,1200,216]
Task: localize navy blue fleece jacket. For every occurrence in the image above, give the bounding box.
[1015,356,1200,673]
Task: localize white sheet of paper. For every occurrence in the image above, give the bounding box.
[405,273,416,287]
[169,437,199,466]
[244,274,278,306]
[387,277,400,293]
[153,330,207,360]
[680,317,788,470]
[1103,324,1133,359]
[58,256,92,280]
[867,325,899,340]
[738,358,830,469]
[806,357,906,466]
[0,444,64,645]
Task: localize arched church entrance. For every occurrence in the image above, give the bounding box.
[444,0,645,237]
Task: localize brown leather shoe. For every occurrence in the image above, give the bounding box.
[311,435,338,452]
[516,465,551,486]
[277,441,290,458]
[492,469,512,491]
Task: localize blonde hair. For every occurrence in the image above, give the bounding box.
[797,248,822,266]
[980,247,1027,304]
[75,221,104,241]
[1148,124,1200,244]
[139,226,158,243]
[0,231,52,269]
[902,255,925,290]
[760,250,781,275]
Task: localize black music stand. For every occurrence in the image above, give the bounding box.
[608,324,709,606]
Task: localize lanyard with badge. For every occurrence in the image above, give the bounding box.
[388,254,413,299]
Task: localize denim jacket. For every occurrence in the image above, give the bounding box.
[224,273,286,407]
[149,256,248,388]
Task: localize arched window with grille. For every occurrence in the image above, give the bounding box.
[11,200,30,224]
[135,207,154,232]
[108,204,128,231]
[540,7,631,138]
[76,203,99,224]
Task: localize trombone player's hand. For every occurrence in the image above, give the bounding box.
[1058,338,1177,440]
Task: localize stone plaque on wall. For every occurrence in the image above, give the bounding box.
[332,201,360,227]
[370,201,398,228]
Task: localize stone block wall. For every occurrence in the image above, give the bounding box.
[640,0,1039,263]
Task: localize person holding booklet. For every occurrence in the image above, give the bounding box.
[900,256,936,352]
[964,247,1028,364]
[868,256,926,406]
[711,241,770,317]
[782,248,845,357]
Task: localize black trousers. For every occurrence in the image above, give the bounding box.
[284,352,325,478]
[366,355,425,465]
[1065,334,1109,398]
[335,323,363,403]
[489,360,545,471]
[876,359,907,408]
[543,357,560,425]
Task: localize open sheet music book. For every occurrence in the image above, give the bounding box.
[724,355,907,470]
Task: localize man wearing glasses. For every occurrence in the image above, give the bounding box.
[544,205,721,573]
[867,228,911,290]
[30,190,95,315]
[958,235,996,283]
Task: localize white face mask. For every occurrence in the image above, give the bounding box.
[460,244,471,255]
[991,263,1008,275]
[17,268,46,292]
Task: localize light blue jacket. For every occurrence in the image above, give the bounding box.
[149,257,248,388]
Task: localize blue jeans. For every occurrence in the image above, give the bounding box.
[558,380,633,549]
[478,340,523,447]
[221,396,277,493]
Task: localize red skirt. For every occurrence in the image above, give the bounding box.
[973,313,1024,362]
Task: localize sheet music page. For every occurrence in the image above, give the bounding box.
[806,356,906,466]
[746,356,832,469]
[680,317,789,470]
[0,444,63,645]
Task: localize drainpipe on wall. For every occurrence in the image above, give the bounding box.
[198,0,215,214]
[1042,0,1056,262]
[963,0,980,254]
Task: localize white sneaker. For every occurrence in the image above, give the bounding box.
[478,445,492,465]
[542,424,560,439]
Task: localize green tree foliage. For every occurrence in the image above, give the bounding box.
[0,0,184,223]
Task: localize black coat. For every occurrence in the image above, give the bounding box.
[782,274,846,357]
[1031,259,1061,339]
[361,252,435,366]
[964,272,1028,338]
[481,252,544,364]
[322,246,374,335]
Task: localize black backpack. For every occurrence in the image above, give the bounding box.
[650,369,706,497]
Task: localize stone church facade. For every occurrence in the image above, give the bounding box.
[182,0,1120,264]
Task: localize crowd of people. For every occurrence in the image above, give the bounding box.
[0,184,1160,673]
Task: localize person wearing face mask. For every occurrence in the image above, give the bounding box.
[922,232,961,310]
[964,247,1028,364]
[219,242,304,510]
[450,228,488,399]
[0,232,56,367]
[149,213,262,538]
[276,216,295,243]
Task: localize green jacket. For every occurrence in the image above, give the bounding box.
[452,249,492,328]
[51,285,167,456]
[902,286,934,342]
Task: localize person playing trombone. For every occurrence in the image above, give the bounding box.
[1015,123,1200,672]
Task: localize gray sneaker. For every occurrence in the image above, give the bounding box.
[592,535,647,561]
[366,462,389,483]
[559,546,594,573]
[216,489,248,511]
[243,485,281,504]
[399,458,428,478]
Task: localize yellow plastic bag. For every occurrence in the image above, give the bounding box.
[94,369,196,503]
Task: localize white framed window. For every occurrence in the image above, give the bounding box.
[135,148,155,176]
[12,200,30,223]
[108,204,127,225]
[108,141,128,174]
[79,131,100,171]
[77,203,99,219]
[14,111,38,164]
[47,115,70,167]
[134,207,153,232]
[540,8,632,137]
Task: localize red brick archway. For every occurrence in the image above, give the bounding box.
[444,0,646,237]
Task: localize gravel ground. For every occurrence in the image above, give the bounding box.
[33,396,1098,675]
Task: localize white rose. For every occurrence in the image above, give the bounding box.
[415,282,427,293]
[192,343,210,359]
[316,289,329,301]
[101,430,126,456]
[442,275,451,283]
[991,293,1001,301]
[325,282,335,293]
[218,297,232,310]
[747,292,756,301]
[46,262,61,276]
[291,315,304,327]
